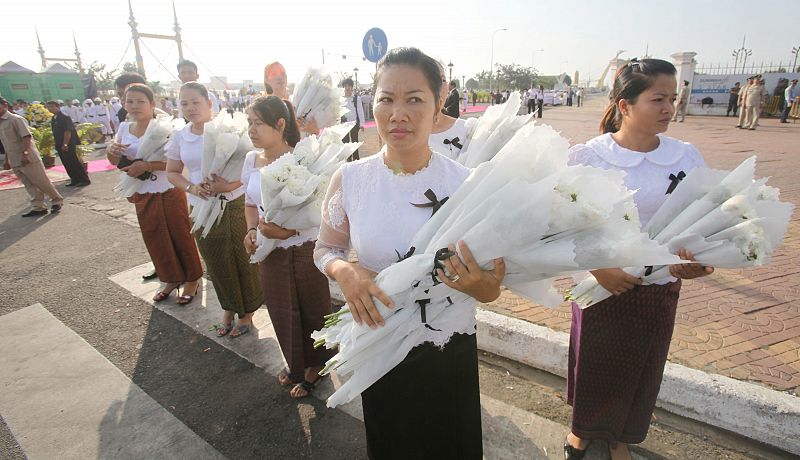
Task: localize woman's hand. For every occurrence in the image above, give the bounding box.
[203,174,235,194]
[106,142,129,158]
[257,218,296,240]
[243,228,257,255]
[330,261,394,328]
[436,241,506,303]
[669,248,714,280]
[296,116,319,135]
[122,161,150,178]
[187,184,211,200]
[591,268,642,296]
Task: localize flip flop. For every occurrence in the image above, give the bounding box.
[290,374,327,399]
[216,323,233,337]
[229,323,250,338]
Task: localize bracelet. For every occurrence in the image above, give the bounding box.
[185,183,193,192]
[247,227,257,233]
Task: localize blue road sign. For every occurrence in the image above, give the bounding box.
[363,28,388,63]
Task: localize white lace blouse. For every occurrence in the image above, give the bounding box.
[241,150,318,249]
[314,149,475,345]
[428,117,477,161]
[116,122,173,195]
[569,133,706,284]
[165,123,244,207]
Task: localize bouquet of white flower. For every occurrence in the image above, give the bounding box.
[292,67,349,131]
[457,91,532,168]
[190,111,253,238]
[114,115,183,199]
[312,123,684,407]
[249,123,361,263]
[567,156,794,308]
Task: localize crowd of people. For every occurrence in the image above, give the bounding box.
[0,46,793,460]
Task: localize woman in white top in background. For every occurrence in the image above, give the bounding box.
[106,83,203,304]
[314,47,505,459]
[165,82,262,338]
[241,95,335,398]
[564,59,714,460]
[427,61,476,161]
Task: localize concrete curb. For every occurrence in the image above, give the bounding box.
[475,307,800,455]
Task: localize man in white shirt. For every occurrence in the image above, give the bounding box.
[780,79,798,123]
[340,77,365,161]
[176,59,219,116]
[526,87,536,114]
[360,91,372,120]
[92,97,113,137]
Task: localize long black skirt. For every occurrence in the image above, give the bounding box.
[361,332,482,460]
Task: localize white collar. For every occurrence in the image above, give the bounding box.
[587,133,685,168]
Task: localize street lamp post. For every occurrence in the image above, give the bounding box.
[354,67,359,89]
[462,74,466,89]
[732,35,751,74]
[530,48,543,88]
[448,61,454,83]
[792,46,800,72]
[489,28,507,95]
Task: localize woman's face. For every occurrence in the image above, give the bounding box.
[621,74,677,135]
[266,72,288,98]
[180,88,212,124]
[373,64,439,154]
[247,108,285,149]
[124,90,155,121]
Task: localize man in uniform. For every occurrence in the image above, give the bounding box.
[93,97,113,138]
[736,77,755,129]
[0,97,64,216]
[672,80,690,122]
[726,82,740,117]
[780,79,798,123]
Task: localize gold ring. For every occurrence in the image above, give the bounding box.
[451,275,461,283]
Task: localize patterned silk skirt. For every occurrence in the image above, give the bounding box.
[567,281,682,444]
[193,196,262,318]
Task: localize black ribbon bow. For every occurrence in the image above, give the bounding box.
[412,248,460,331]
[666,171,686,195]
[395,246,416,262]
[411,189,449,216]
[443,137,463,150]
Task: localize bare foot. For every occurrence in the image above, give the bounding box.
[566,432,590,451]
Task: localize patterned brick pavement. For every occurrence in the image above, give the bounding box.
[358,99,800,394]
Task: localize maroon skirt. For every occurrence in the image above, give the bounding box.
[567,281,681,444]
[258,241,335,383]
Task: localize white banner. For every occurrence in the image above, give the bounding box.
[688,72,800,116]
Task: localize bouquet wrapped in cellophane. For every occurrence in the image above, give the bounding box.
[190,111,253,237]
[312,123,684,408]
[249,123,360,263]
[568,156,794,308]
[292,67,349,131]
[457,91,532,167]
[114,115,183,199]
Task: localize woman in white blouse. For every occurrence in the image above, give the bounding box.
[165,82,262,338]
[314,47,505,459]
[241,95,335,398]
[564,59,714,460]
[106,84,203,304]
[427,61,477,161]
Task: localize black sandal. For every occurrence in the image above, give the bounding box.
[153,283,181,302]
[290,375,326,399]
[563,438,590,459]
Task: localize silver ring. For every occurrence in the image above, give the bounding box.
[451,275,461,283]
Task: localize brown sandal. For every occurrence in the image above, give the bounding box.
[153,283,181,302]
[176,284,199,305]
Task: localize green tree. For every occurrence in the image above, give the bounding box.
[122,62,139,73]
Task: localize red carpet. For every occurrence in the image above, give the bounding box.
[51,158,116,174]
[0,169,69,191]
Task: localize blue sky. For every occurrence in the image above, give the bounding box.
[6,0,799,86]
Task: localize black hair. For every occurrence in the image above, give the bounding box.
[115,72,147,89]
[177,59,198,73]
[124,83,155,103]
[180,81,209,100]
[340,78,354,88]
[373,47,443,104]
[249,95,301,147]
[449,79,459,88]
[600,58,677,134]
